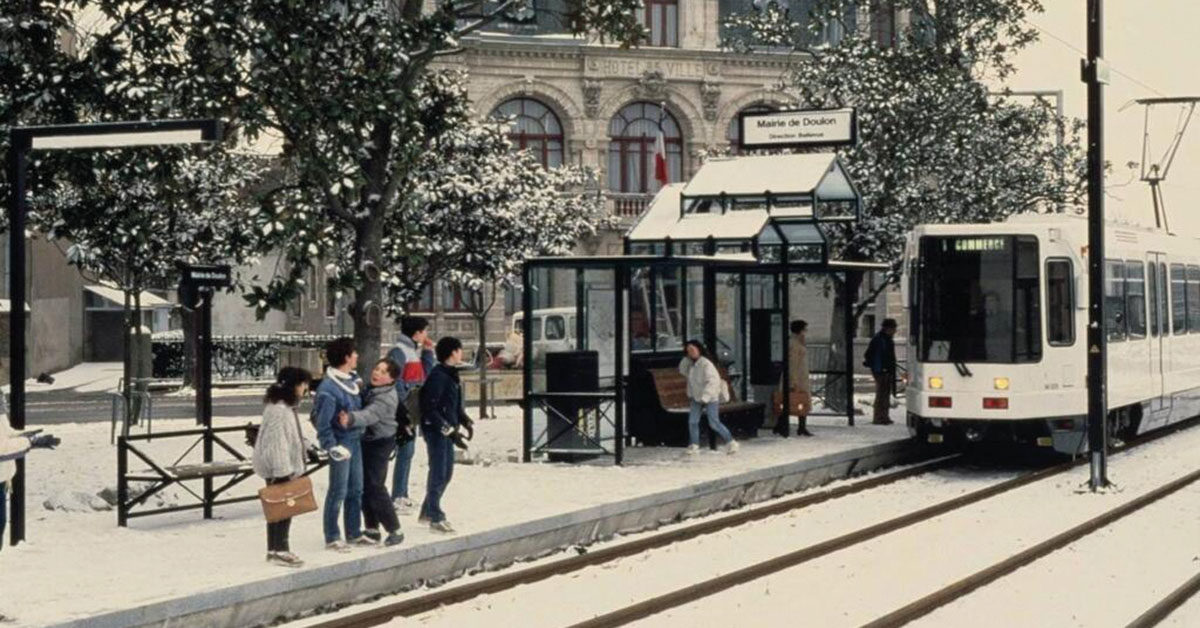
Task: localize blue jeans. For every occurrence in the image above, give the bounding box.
[0,481,6,548]
[323,438,364,544]
[419,433,454,524]
[390,439,416,500]
[689,401,733,447]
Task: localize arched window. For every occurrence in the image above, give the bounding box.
[727,103,777,154]
[490,97,565,168]
[607,102,682,193]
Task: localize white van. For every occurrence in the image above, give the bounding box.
[511,307,576,363]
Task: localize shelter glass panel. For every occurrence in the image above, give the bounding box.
[716,273,745,392]
[654,267,684,350]
[630,267,652,351]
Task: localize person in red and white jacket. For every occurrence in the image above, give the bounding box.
[385,315,435,513]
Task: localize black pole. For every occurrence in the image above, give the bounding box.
[778,271,791,437]
[7,136,29,546]
[1085,0,1110,490]
[521,265,533,463]
[844,272,856,426]
[614,267,626,466]
[200,289,214,518]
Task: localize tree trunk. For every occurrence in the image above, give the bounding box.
[352,219,384,369]
[476,311,488,420]
[122,288,133,425]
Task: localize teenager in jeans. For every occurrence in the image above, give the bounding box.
[678,340,739,455]
[252,367,312,567]
[312,337,367,551]
[386,316,434,514]
[419,337,471,533]
[339,358,404,547]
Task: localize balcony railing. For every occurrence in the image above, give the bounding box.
[608,193,653,220]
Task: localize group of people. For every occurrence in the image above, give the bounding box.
[251,316,473,568]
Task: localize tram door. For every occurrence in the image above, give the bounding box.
[1148,254,1169,415]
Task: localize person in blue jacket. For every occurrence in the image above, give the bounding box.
[312,337,367,551]
[418,336,472,534]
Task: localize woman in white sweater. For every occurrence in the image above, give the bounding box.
[678,340,738,455]
[253,367,312,568]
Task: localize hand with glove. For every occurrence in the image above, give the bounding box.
[29,433,60,450]
[329,444,352,462]
[449,430,470,451]
[458,414,475,441]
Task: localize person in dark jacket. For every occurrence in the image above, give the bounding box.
[340,358,404,547]
[312,337,366,551]
[418,336,472,534]
[864,318,898,425]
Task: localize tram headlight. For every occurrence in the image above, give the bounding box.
[994,377,1010,391]
[928,376,944,390]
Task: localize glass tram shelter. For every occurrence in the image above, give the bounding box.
[520,153,888,465]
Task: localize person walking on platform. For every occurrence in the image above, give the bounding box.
[313,337,367,551]
[864,318,898,425]
[253,367,313,567]
[679,340,738,455]
[339,358,405,547]
[386,316,434,515]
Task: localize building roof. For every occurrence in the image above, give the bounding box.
[85,283,172,308]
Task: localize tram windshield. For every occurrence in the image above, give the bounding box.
[916,235,1041,364]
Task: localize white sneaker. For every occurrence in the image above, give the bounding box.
[685,444,700,456]
[393,497,415,515]
[325,540,351,553]
[726,440,740,454]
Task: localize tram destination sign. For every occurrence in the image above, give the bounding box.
[738,108,857,150]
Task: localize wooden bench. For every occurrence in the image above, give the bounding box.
[628,365,765,449]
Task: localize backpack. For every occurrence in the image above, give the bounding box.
[404,383,423,427]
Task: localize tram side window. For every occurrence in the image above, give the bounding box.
[1189,266,1200,333]
[1159,263,1170,338]
[1046,259,1074,345]
[1125,261,1146,338]
[1105,260,1126,342]
[1148,262,1159,337]
[1171,264,1187,335]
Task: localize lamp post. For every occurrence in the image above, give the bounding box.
[6,119,223,546]
[1083,2,1111,491]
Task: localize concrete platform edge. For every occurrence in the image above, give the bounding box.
[54,437,921,628]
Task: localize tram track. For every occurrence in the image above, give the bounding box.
[561,417,1200,628]
[308,453,957,628]
[309,417,1200,628]
[1126,571,1200,628]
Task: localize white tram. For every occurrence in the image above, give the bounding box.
[903,213,1200,454]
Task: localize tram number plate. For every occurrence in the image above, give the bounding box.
[927,434,944,444]
[1036,437,1053,447]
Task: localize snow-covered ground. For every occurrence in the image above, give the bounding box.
[0,405,907,626]
[11,362,123,394]
[301,423,1200,628]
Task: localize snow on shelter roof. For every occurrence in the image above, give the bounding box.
[627,184,772,242]
[680,153,856,201]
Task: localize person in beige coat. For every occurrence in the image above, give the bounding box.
[779,320,814,437]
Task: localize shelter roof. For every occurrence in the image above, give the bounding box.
[680,153,856,200]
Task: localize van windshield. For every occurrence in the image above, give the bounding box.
[916,235,1042,363]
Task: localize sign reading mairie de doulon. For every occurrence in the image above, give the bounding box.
[738,108,856,150]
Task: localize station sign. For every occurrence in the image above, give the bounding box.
[738,108,857,150]
[178,263,233,288]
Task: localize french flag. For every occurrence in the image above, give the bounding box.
[653,130,669,189]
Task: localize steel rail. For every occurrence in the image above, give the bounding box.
[563,417,1200,628]
[310,452,955,628]
[1125,571,1200,628]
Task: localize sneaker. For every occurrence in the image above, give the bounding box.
[417,514,431,524]
[361,529,382,543]
[384,532,405,547]
[267,551,304,568]
[325,540,351,553]
[429,520,456,534]
[348,535,377,547]
[726,440,740,454]
[393,497,415,515]
[685,444,700,456]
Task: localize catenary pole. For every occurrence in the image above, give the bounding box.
[7,134,30,546]
[1085,0,1110,490]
